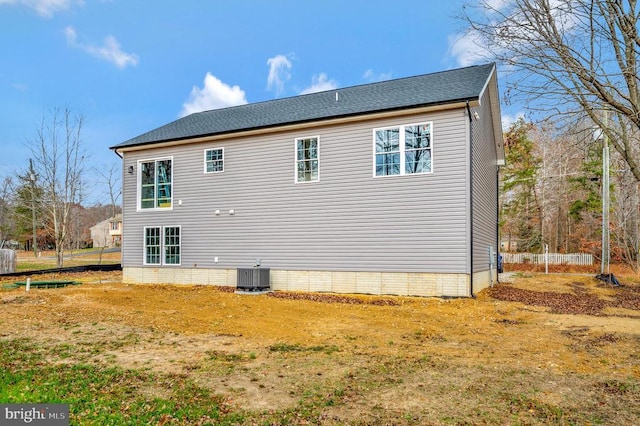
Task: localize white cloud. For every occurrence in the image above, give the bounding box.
[266,54,292,96]
[447,31,493,67]
[449,0,581,68]
[363,69,392,83]
[0,0,82,18]
[485,0,510,10]
[180,73,247,117]
[64,26,138,69]
[300,73,338,95]
[501,111,525,130]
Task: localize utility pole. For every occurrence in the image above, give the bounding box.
[601,113,610,275]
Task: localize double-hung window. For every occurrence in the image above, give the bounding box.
[374,122,432,176]
[295,137,319,183]
[144,227,161,265]
[204,148,224,173]
[139,158,172,209]
[144,226,180,265]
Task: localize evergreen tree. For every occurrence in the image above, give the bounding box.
[500,119,543,252]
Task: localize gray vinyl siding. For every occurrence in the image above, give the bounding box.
[471,89,500,273]
[121,109,470,274]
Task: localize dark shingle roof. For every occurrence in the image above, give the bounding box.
[111,63,495,150]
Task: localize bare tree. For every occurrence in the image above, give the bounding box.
[96,162,122,218]
[459,0,640,181]
[28,107,88,267]
[0,176,14,248]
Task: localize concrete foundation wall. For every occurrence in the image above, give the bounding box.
[471,268,497,295]
[123,267,472,297]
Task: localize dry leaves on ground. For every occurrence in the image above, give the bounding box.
[488,280,640,315]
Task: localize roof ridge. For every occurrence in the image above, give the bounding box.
[111,63,496,150]
[190,62,496,116]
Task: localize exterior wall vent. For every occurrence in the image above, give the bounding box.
[237,268,270,292]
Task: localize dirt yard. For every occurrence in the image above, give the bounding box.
[1,269,639,424]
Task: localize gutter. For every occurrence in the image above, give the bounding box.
[466,100,475,298]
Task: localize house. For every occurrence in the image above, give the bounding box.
[110,63,504,297]
[90,214,123,248]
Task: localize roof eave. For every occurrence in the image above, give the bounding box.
[477,64,505,164]
[111,98,481,155]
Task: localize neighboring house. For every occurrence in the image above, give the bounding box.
[110,63,504,297]
[500,239,519,252]
[90,214,123,248]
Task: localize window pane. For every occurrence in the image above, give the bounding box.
[205,149,224,173]
[297,162,306,181]
[141,185,155,209]
[308,139,317,158]
[145,227,161,265]
[156,160,172,207]
[164,227,180,265]
[296,138,318,182]
[297,160,317,182]
[405,124,431,149]
[296,141,305,160]
[157,184,171,207]
[141,186,155,199]
[157,160,171,184]
[207,161,223,172]
[375,129,399,153]
[206,149,222,161]
[376,153,400,176]
[141,162,155,185]
[405,149,431,174]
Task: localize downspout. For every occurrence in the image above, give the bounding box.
[466,101,474,297]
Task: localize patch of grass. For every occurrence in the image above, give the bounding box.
[269,342,340,354]
[205,350,245,363]
[599,379,638,395]
[0,338,242,425]
[506,393,570,424]
[52,343,76,359]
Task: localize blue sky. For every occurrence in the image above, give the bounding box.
[0,0,505,204]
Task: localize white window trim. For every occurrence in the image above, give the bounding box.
[203,147,225,174]
[372,122,433,177]
[294,135,320,184]
[136,156,174,211]
[143,225,181,266]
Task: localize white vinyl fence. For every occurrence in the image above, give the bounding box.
[0,249,17,274]
[502,252,593,266]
